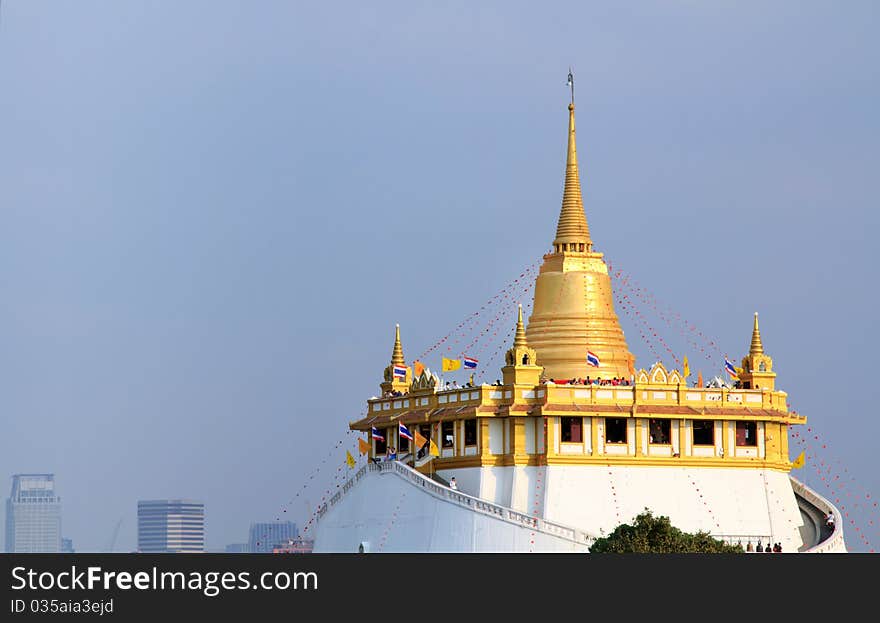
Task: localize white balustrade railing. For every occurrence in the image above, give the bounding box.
[790,476,846,553]
[315,460,594,548]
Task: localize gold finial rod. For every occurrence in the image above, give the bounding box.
[567,67,574,106]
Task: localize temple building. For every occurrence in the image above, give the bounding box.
[312,86,845,553]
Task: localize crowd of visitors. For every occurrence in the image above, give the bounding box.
[541,376,632,386]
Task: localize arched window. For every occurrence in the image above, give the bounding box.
[522,354,530,365]
[759,361,767,372]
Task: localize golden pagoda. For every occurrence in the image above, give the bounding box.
[328,76,843,554]
[525,99,635,381]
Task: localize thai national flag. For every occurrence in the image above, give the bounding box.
[586,351,600,367]
[398,422,414,442]
[463,356,478,369]
[371,426,385,443]
[392,365,407,378]
[724,358,739,379]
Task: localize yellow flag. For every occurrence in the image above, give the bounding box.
[414,429,427,448]
[413,360,425,377]
[442,357,461,372]
[429,439,440,456]
[357,438,370,455]
[682,356,690,378]
[345,450,356,468]
[792,450,805,469]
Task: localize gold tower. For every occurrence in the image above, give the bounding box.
[380,324,411,394]
[739,312,776,390]
[501,304,542,386]
[525,100,635,380]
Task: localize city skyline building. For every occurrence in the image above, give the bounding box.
[5,474,62,553]
[248,521,298,553]
[137,499,205,553]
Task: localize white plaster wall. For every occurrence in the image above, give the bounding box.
[438,467,481,497]
[509,465,542,514]
[541,465,806,552]
[470,466,513,507]
[525,421,535,454]
[313,469,585,552]
[489,420,504,455]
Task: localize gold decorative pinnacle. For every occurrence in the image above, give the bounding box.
[553,101,592,251]
[391,323,405,365]
[514,304,528,348]
[750,312,764,355]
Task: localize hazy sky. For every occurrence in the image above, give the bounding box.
[1,1,878,552]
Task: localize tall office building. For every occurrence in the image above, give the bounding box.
[248,521,298,553]
[5,474,62,553]
[137,500,205,553]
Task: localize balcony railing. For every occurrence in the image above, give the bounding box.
[315,460,595,548]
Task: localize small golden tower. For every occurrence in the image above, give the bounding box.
[502,304,543,386]
[526,91,636,380]
[380,324,411,394]
[739,312,776,390]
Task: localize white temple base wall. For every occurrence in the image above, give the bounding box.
[443,464,807,552]
[312,467,587,553]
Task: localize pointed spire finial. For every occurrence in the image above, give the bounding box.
[567,67,574,106]
[514,304,528,348]
[553,69,592,252]
[391,323,405,365]
[750,312,764,355]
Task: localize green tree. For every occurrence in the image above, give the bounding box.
[589,509,743,553]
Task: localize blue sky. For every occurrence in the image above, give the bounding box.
[1,1,878,551]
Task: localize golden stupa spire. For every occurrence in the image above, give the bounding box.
[553,69,592,252]
[750,312,764,355]
[514,304,528,348]
[525,73,635,381]
[391,324,405,365]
